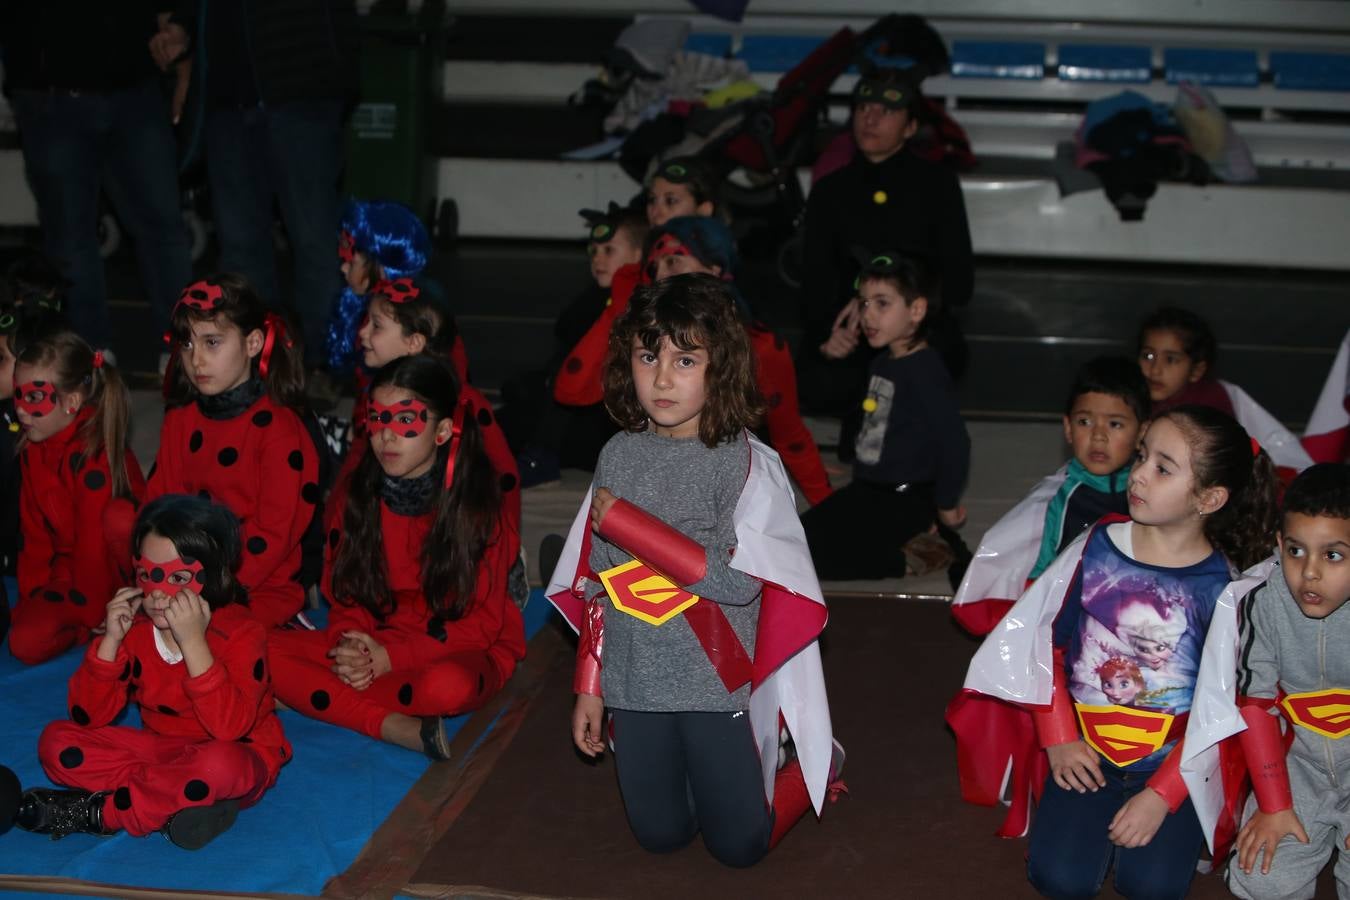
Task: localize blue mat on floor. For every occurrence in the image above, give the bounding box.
[0,581,556,896]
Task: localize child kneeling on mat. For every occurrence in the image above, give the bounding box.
[19,494,290,849]
[546,274,841,867]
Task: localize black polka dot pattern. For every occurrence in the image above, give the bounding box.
[119,662,131,681]
[499,473,518,493]
[767,392,783,409]
[183,779,210,802]
[43,590,63,603]
[113,787,132,810]
[287,450,304,471]
[189,430,203,453]
[477,673,485,695]
[397,683,413,706]
[70,705,90,726]
[59,747,84,769]
[564,358,582,374]
[69,452,85,473]
[83,470,106,491]
[238,736,253,743]
[158,705,179,716]
[477,408,493,426]
[67,589,87,606]
[132,658,143,678]
[251,410,273,427]
[301,482,320,505]
[253,659,265,681]
[247,536,268,555]
[787,442,805,453]
[310,690,331,711]
[217,447,239,467]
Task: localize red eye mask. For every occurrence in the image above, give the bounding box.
[175,281,224,313]
[368,398,430,438]
[645,233,692,278]
[15,381,57,417]
[338,230,355,263]
[134,553,205,589]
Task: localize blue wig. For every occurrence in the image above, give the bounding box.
[325,199,432,373]
[645,216,751,318]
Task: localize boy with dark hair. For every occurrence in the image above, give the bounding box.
[952,356,1148,635]
[1228,463,1350,898]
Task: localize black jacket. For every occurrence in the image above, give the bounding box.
[1,4,166,94]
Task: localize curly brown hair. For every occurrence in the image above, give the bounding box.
[602,274,762,448]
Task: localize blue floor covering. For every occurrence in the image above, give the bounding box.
[0,580,555,897]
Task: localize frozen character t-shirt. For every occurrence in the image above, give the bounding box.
[1052,521,1232,768]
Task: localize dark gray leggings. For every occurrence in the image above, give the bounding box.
[610,708,772,868]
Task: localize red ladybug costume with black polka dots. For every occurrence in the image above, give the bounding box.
[346,343,521,563]
[146,396,319,628]
[37,604,290,836]
[267,473,526,737]
[748,325,833,506]
[12,408,147,664]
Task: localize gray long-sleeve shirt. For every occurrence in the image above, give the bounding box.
[1237,565,1350,785]
[587,429,761,713]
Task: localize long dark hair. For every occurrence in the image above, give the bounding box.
[132,494,247,610]
[165,273,306,410]
[329,355,502,621]
[1161,405,1279,571]
[368,274,458,357]
[603,274,762,448]
[17,329,134,499]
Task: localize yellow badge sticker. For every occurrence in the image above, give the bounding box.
[1075,704,1174,767]
[1281,689,1350,739]
[599,559,700,626]
[862,397,878,413]
[872,190,888,205]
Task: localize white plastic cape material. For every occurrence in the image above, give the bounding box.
[1303,329,1350,453]
[1221,380,1313,473]
[1180,556,1277,854]
[544,434,835,813]
[951,465,1066,614]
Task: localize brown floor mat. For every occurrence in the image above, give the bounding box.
[401,599,1253,899]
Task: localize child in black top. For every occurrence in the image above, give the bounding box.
[801,253,970,580]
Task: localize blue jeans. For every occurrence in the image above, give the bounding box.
[204,100,343,367]
[12,79,192,345]
[1027,765,1205,900]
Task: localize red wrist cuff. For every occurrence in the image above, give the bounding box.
[1239,703,1293,813]
[1145,744,1188,813]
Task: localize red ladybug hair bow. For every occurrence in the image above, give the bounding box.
[338,230,355,264]
[374,277,420,304]
[259,312,294,379]
[175,281,224,314]
[92,350,105,370]
[1250,437,1262,458]
[443,400,467,490]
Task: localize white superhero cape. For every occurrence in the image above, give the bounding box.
[546,433,836,813]
[962,523,1254,851]
[1302,329,1350,464]
[1180,556,1278,854]
[1221,380,1312,473]
[951,465,1066,635]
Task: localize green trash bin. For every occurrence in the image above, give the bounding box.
[344,0,448,233]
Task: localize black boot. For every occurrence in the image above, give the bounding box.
[15,788,110,839]
[162,799,240,850]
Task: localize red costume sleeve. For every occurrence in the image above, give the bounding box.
[1237,700,1293,813]
[553,263,639,407]
[750,326,832,505]
[17,461,57,603]
[234,414,318,592]
[182,616,273,741]
[1032,648,1080,747]
[1145,740,1189,812]
[67,638,132,728]
[318,474,375,637]
[461,385,521,560]
[382,522,522,673]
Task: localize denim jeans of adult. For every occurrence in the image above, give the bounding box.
[204,100,343,368]
[1027,763,1206,900]
[12,79,192,346]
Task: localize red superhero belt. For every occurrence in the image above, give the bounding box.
[599,560,700,626]
[1281,689,1350,739]
[1075,704,1176,767]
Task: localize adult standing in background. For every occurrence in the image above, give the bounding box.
[1,4,193,352]
[149,0,359,402]
[797,66,973,453]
